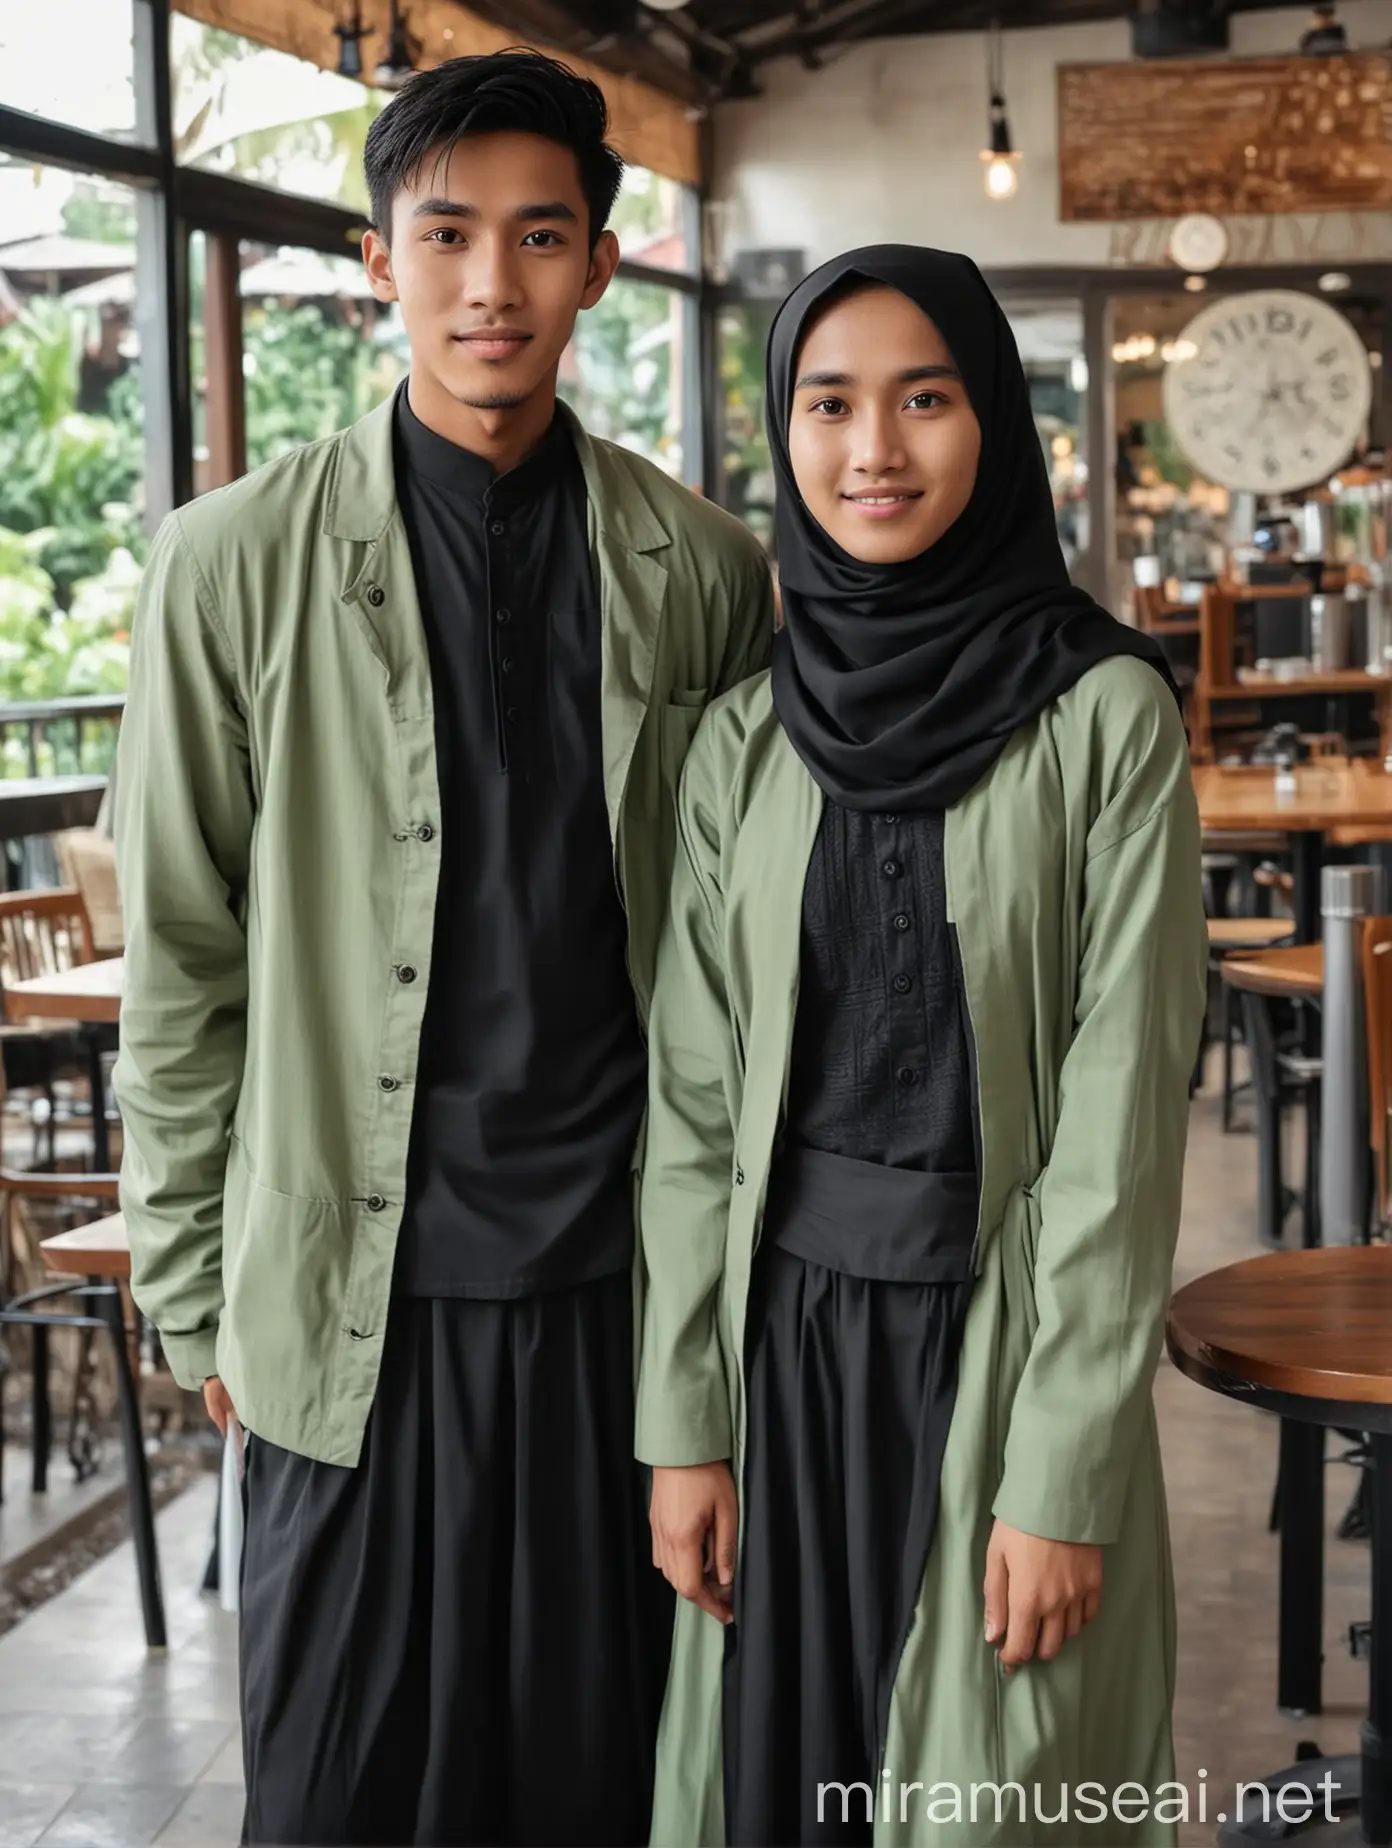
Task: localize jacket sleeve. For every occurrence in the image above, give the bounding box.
[635,725,740,1467]
[113,514,254,1391]
[715,540,775,694]
[991,701,1207,1547]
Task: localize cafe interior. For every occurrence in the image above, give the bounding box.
[4,0,1392,1843]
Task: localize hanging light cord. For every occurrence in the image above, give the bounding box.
[987,18,1005,108]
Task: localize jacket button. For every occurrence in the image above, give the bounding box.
[415,824,435,842]
[897,1066,918,1087]
[882,859,902,878]
[893,973,913,995]
[491,521,505,536]
[892,913,911,932]
[365,1193,387,1212]
[397,964,417,984]
[378,1074,399,1092]
[365,583,385,607]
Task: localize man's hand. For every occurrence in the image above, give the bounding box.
[650,1463,738,1625]
[202,1376,237,1436]
[984,1519,1102,1670]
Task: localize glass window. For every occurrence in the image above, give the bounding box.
[0,160,142,725]
[560,276,689,481]
[171,15,385,215]
[0,2,138,142]
[240,243,406,469]
[715,302,775,553]
[610,167,697,276]
[1001,299,1089,580]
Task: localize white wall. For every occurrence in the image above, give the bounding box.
[710,0,1392,273]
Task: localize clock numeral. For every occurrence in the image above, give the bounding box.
[1317,346,1340,367]
[1267,308,1296,335]
[1297,318,1314,343]
[1262,454,1281,479]
[1330,374,1352,401]
[1301,446,1316,461]
[1322,416,1344,435]
[1224,444,1243,462]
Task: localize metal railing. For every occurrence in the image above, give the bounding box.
[0,698,125,782]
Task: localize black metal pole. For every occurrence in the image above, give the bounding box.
[1278,1415,1325,1716]
[101,1288,167,1650]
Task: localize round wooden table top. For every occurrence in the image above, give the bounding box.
[40,1213,129,1279]
[1207,916,1297,950]
[1219,942,1323,998]
[1193,762,1392,836]
[1168,1248,1392,1417]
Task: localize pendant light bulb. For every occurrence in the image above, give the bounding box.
[980,25,1020,202]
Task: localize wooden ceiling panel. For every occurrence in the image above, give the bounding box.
[176,0,702,184]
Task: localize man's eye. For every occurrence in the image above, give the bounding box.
[523,230,563,247]
[426,228,464,245]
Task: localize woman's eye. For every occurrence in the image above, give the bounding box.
[906,390,947,411]
[809,396,848,416]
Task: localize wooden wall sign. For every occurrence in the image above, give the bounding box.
[1058,54,1392,223]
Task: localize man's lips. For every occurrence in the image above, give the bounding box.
[452,330,532,360]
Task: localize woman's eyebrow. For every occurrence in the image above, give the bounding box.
[793,363,962,391]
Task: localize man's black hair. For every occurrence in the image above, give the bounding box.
[363,48,625,247]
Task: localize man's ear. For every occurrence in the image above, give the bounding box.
[362,228,399,304]
[579,228,621,311]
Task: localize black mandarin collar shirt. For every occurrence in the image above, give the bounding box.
[390,386,647,1297]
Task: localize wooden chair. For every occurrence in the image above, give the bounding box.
[0,888,109,1167]
[54,830,123,959]
[1363,921,1392,1232]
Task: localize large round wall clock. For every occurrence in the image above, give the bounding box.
[1161,289,1372,496]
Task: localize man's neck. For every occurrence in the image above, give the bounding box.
[405,369,558,477]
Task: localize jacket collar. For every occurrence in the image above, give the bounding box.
[323,389,672,557]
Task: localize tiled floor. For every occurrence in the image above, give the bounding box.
[0,1067,1375,1846]
[1,1444,123,1576]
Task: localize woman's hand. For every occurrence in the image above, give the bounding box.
[983,1519,1102,1670]
[650,1462,739,1625]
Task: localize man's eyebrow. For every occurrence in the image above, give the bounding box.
[794,363,962,390]
[411,198,477,218]
[514,201,579,223]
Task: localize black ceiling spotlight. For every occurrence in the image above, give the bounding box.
[1299,0,1348,54]
[375,0,422,89]
[333,1,372,79]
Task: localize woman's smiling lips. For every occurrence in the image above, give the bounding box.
[452,328,532,361]
[841,489,924,520]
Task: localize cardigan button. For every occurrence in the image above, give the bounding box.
[364,1193,387,1212]
[397,964,418,984]
[365,583,385,608]
[378,1074,399,1092]
[415,824,435,843]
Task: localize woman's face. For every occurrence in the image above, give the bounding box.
[787,286,982,565]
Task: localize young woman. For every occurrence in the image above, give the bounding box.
[636,246,1207,1848]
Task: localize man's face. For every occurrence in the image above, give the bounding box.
[363,131,618,413]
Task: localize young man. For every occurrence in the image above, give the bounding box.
[114,50,772,1848]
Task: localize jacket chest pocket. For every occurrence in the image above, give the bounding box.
[658,692,709,788]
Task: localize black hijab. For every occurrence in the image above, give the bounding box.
[767,246,1175,811]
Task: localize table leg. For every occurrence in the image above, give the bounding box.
[1291,832,1324,945]
[1362,1432,1392,1843]
[84,1029,109,1172]
[1279,1417,1325,1716]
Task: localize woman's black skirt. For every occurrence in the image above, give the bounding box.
[722,1147,975,1848]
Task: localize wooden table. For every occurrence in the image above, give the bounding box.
[6,954,123,1027]
[1169,1248,1392,1841]
[41,1212,128,1279]
[1194,764,1392,940]
[1219,942,1323,1001]
[7,957,123,1166]
[0,775,106,843]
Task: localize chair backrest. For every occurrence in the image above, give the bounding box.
[53,829,123,957]
[1362,917,1392,1223]
[0,888,94,987]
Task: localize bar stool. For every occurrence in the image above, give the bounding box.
[1220,944,1323,1248]
[1168,1248,1392,1842]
